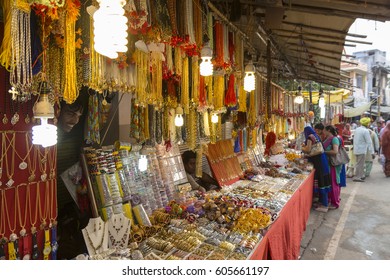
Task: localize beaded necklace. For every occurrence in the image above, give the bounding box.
[63,3,80,104]
[181,56,190,114]
[10,4,33,99]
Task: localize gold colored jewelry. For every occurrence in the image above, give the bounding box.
[191,56,199,104]
[3,132,15,187]
[213,75,225,110]
[15,183,28,237]
[11,132,33,170]
[0,190,6,240]
[181,56,189,114]
[0,132,14,185]
[3,187,17,241]
[27,144,37,182]
[28,182,38,234]
[49,179,57,226]
[47,145,57,180]
[63,5,80,104]
[37,147,48,181]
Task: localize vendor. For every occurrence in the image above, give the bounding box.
[181,150,220,192]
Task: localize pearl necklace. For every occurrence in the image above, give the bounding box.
[9,6,33,101]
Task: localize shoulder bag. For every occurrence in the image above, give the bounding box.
[307,141,324,157]
[329,143,350,166]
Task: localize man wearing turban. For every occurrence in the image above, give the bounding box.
[352,117,374,182]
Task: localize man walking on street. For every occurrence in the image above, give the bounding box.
[352,117,374,182]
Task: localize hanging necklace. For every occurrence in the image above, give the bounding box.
[37,147,48,182]
[28,182,39,260]
[47,145,57,180]
[0,190,6,260]
[3,184,17,241]
[11,131,34,170]
[9,5,33,100]
[3,132,16,187]
[15,183,28,237]
[27,144,37,182]
[0,132,13,185]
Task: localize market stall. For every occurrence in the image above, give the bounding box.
[0,0,314,260]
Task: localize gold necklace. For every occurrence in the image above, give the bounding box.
[37,147,48,181]
[3,132,15,187]
[28,182,38,233]
[0,132,14,185]
[15,183,28,237]
[27,144,37,182]
[3,186,17,241]
[11,132,33,170]
[0,190,6,240]
[49,179,57,226]
[47,145,57,180]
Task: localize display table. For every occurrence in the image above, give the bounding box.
[249,170,314,260]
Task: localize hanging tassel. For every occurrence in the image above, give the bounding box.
[199,76,207,107]
[87,94,100,144]
[224,73,236,107]
[234,135,241,153]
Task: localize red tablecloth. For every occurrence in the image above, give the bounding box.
[249,171,314,260]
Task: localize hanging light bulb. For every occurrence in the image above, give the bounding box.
[318,94,325,108]
[93,0,128,59]
[32,82,57,147]
[200,42,213,76]
[294,85,304,104]
[138,155,148,172]
[244,61,256,92]
[211,113,218,124]
[174,106,184,127]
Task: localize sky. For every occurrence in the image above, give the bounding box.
[344,19,390,59]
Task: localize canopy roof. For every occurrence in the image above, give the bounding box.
[210,0,390,87]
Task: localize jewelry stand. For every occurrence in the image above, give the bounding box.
[107,213,131,249]
[82,217,109,257]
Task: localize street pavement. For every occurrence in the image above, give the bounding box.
[300,159,390,260]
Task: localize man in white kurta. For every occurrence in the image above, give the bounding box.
[352,117,374,182]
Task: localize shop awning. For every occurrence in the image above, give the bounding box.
[344,102,373,118]
[299,89,351,104]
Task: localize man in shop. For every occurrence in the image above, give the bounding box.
[182,150,220,192]
[57,99,85,133]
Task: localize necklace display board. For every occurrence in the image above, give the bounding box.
[81,217,109,257]
[107,213,131,249]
